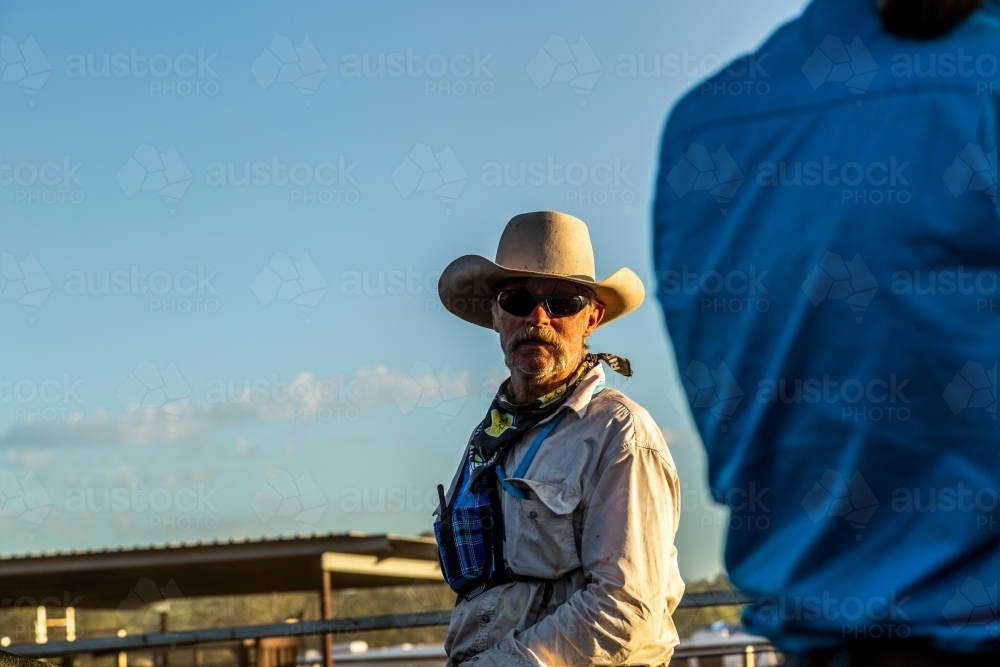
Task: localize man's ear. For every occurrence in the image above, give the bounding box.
[491,301,501,332]
[585,302,605,336]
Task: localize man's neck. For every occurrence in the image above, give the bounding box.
[508,356,587,405]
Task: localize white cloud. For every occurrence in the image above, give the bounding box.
[0,366,472,448]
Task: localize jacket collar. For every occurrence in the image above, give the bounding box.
[560,362,606,420]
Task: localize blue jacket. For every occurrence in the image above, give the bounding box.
[654,0,1000,655]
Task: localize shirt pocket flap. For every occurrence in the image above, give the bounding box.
[509,478,581,515]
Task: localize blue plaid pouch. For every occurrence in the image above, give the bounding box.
[434,454,508,601]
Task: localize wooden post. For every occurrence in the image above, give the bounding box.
[321,570,334,667]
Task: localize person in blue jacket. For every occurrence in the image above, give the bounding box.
[654,0,999,664]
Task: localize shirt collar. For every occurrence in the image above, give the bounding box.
[561,362,606,419]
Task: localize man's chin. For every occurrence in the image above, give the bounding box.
[508,352,567,378]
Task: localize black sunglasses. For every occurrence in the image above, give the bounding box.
[495,288,591,318]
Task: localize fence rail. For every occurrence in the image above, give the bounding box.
[5,590,759,660]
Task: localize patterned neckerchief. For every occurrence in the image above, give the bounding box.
[467,352,631,486]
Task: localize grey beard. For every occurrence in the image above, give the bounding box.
[502,326,576,380]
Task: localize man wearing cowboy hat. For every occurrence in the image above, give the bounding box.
[435,211,684,667]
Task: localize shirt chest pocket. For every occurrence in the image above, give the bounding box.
[503,481,582,580]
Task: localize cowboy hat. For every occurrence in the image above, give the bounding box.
[438,211,645,328]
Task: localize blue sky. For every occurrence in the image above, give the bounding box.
[0,0,809,582]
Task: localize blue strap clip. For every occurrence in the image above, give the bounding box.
[495,383,605,499]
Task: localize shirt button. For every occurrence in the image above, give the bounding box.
[481,614,491,623]
[469,657,479,663]
[528,510,538,519]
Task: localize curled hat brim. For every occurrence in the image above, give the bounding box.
[437,254,645,328]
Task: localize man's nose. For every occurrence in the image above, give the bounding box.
[525,301,551,325]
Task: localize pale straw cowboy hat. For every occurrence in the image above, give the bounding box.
[438,211,645,328]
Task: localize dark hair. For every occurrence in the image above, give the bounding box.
[879,0,986,39]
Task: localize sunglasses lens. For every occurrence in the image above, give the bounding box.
[546,295,588,316]
[497,289,537,316]
[497,289,589,317]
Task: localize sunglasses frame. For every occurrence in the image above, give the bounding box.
[494,287,593,318]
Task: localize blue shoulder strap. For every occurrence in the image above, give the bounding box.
[495,382,605,499]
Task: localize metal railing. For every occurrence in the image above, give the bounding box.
[4,590,767,662]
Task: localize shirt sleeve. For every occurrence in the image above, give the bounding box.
[470,409,683,667]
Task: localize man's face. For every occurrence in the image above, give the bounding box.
[492,278,605,381]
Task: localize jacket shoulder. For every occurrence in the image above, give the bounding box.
[584,389,674,463]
